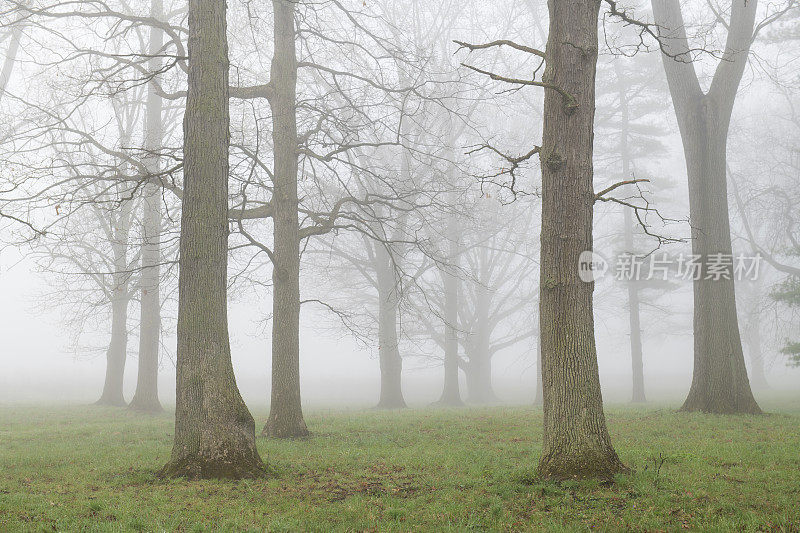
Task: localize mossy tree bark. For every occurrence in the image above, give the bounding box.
[161,0,266,479]
[537,0,625,480]
[263,0,309,438]
[652,0,761,414]
[130,0,164,414]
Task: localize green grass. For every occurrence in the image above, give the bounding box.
[1,395,800,532]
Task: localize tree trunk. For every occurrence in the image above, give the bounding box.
[537,0,625,480]
[465,352,496,404]
[465,292,497,404]
[652,0,761,415]
[616,61,646,404]
[96,279,130,407]
[625,251,646,404]
[0,22,22,104]
[375,244,406,409]
[465,265,498,404]
[130,0,164,414]
[678,110,761,414]
[263,0,308,438]
[436,224,463,406]
[97,188,133,407]
[160,0,266,479]
[130,188,163,413]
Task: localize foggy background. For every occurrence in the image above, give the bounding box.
[2,0,799,410]
[5,166,799,409]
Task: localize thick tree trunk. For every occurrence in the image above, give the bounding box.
[537,0,625,480]
[263,0,308,438]
[130,0,164,414]
[652,0,761,415]
[375,245,406,409]
[376,289,406,409]
[436,227,463,406]
[678,114,761,414]
[130,189,163,413]
[161,0,266,479]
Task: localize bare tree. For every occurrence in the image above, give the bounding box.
[129,0,166,413]
[261,0,308,438]
[160,0,266,479]
[95,152,135,407]
[535,0,625,479]
[0,10,31,232]
[597,51,674,403]
[443,202,537,404]
[435,212,465,407]
[458,0,630,479]
[729,92,800,382]
[649,0,783,414]
[0,13,22,103]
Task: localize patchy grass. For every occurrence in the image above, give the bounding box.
[1,394,800,531]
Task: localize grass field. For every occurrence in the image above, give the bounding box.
[1,394,800,532]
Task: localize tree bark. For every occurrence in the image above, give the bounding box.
[677,109,761,414]
[130,0,164,414]
[160,0,266,479]
[537,0,625,480]
[263,0,309,438]
[375,244,406,409]
[652,0,761,414]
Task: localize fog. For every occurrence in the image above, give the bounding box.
[1,0,800,500]
[4,200,799,408]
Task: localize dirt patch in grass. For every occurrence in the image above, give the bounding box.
[282,462,426,502]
